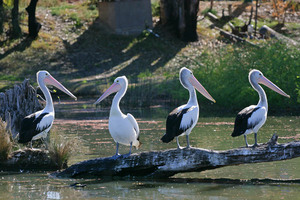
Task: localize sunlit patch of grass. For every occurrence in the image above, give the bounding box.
[49,128,80,169]
[31,32,61,51]
[0,120,12,161]
[50,2,98,28]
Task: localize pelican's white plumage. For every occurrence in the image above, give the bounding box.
[231,69,290,147]
[95,76,140,156]
[161,67,215,149]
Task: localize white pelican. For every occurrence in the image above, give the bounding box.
[231,69,290,147]
[18,70,77,148]
[94,76,140,157]
[161,67,216,149]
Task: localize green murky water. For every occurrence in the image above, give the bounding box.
[0,101,299,199]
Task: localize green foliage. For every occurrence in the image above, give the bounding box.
[151,1,160,17]
[191,42,300,112]
[201,8,217,16]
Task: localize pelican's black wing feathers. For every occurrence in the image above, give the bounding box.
[231,106,260,137]
[18,112,50,143]
[161,107,193,143]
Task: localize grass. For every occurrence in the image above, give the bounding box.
[49,129,78,169]
[0,120,12,161]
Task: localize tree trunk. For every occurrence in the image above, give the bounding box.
[11,0,21,38]
[0,0,3,34]
[0,79,42,137]
[53,134,300,179]
[160,0,199,41]
[26,0,41,39]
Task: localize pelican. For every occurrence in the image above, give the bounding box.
[231,69,290,147]
[161,67,216,149]
[18,70,77,148]
[94,76,140,157]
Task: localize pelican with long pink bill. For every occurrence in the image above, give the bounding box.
[18,70,77,148]
[231,69,290,147]
[161,67,216,149]
[94,76,140,157]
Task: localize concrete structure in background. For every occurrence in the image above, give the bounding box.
[98,0,153,35]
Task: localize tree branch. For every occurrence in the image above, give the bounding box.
[54,134,300,179]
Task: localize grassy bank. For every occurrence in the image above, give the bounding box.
[0,1,299,114]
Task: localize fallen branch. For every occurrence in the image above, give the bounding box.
[53,134,300,179]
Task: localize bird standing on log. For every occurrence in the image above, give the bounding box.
[161,67,216,149]
[231,69,290,147]
[18,71,77,148]
[94,76,140,157]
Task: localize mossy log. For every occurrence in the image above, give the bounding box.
[0,79,42,137]
[0,148,60,171]
[54,134,300,179]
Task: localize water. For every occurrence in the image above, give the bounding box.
[0,100,299,199]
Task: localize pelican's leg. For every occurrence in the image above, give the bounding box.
[111,142,120,159]
[115,142,119,155]
[244,135,249,147]
[124,142,133,157]
[176,137,182,149]
[129,142,132,155]
[253,133,258,147]
[30,140,33,149]
[186,135,190,148]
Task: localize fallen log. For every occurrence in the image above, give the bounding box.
[53,134,300,179]
[0,148,60,171]
[218,28,258,47]
[259,25,299,47]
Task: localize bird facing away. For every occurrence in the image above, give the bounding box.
[18,70,77,148]
[161,67,216,149]
[94,76,140,157]
[231,69,290,147]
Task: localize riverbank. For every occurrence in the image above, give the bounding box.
[0,1,299,113]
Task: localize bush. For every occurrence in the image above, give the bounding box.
[49,129,77,169]
[0,120,12,161]
[192,41,300,113]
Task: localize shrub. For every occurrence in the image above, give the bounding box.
[0,120,12,161]
[49,129,77,169]
[192,41,300,113]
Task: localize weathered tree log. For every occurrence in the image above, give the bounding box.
[259,25,299,46]
[54,134,300,179]
[0,79,42,137]
[0,148,60,171]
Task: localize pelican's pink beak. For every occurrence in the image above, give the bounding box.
[44,75,77,100]
[189,75,216,103]
[259,76,290,98]
[94,82,122,105]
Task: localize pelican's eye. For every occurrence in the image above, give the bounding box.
[45,73,49,76]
